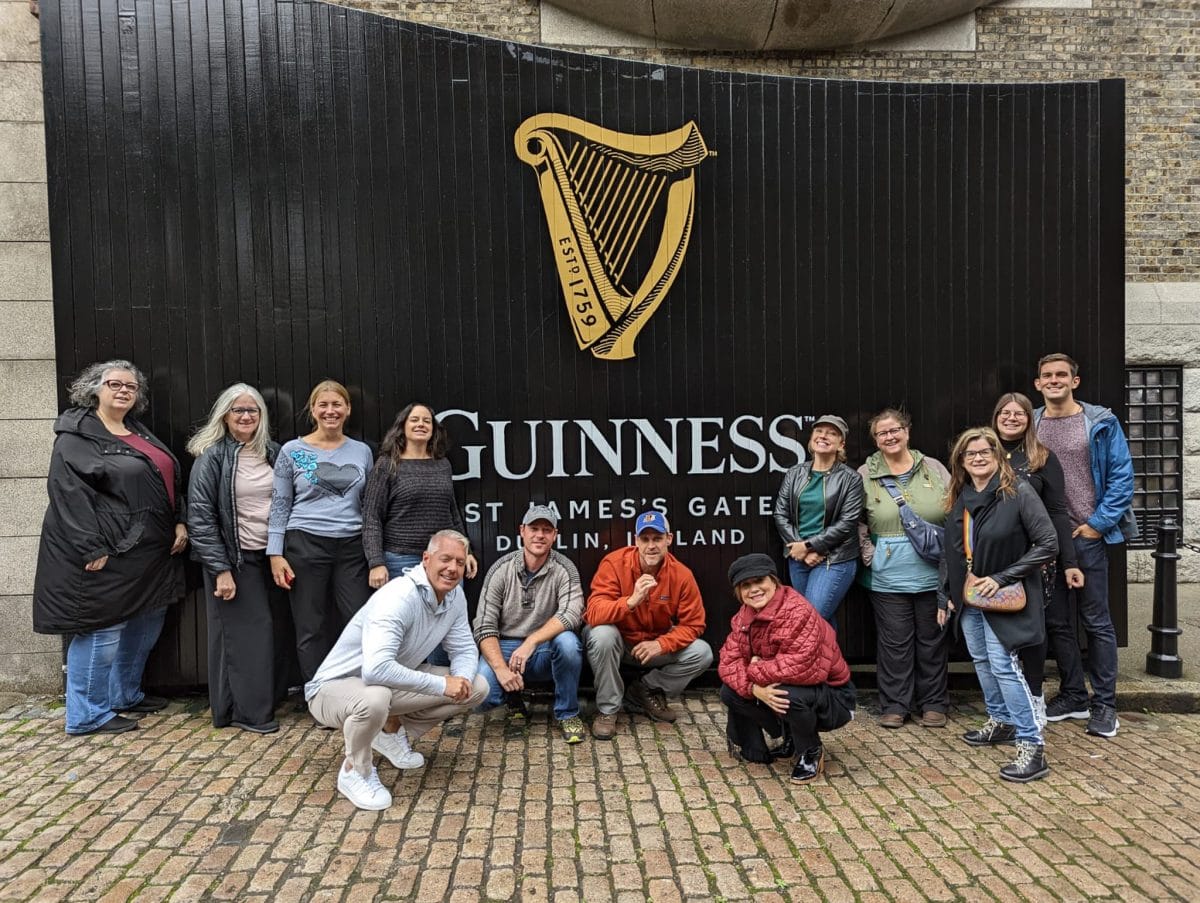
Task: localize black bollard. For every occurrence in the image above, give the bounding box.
[1146,517,1184,678]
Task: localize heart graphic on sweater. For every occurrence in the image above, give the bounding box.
[312,462,363,497]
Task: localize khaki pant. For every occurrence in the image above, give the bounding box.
[308,666,487,776]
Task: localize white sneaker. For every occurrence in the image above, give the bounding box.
[372,727,425,769]
[1032,695,1047,731]
[337,765,392,810]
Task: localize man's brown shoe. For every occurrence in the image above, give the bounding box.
[878,713,906,729]
[920,711,947,728]
[592,712,619,740]
[624,681,677,723]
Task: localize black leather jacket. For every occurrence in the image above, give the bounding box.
[187,434,279,575]
[773,460,864,565]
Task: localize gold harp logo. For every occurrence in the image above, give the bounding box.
[515,114,711,360]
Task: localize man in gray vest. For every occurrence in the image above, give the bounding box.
[473,504,586,743]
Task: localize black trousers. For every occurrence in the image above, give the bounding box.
[284,530,372,681]
[720,682,856,759]
[869,590,949,716]
[205,551,287,727]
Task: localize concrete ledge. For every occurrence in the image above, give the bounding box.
[0,60,43,121]
[861,12,976,52]
[0,535,37,594]
[0,595,55,653]
[0,300,53,358]
[0,418,53,476]
[0,181,49,240]
[0,360,56,418]
[0,241,51,300]
[0,1,41,64]
[0,121,46,182]
[0,652,60,695]
[0,477,45,535]
[541,1,654,47]
[991,0,1092,8]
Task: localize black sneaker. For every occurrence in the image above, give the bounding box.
[76,715,139,736]
[962,718,1017,747]
[1085,703,1119,738]
[1044,696,1089,722]
[116,694,169,715]
[999,741,1050,783]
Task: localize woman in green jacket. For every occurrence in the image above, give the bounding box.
[858,408,951,729]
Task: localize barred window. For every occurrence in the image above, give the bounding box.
[1126,367,1183,548]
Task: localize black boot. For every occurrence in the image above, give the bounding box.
[962,718,1017,747]
[999,741,1049,783]
[790,744,825,784]
[765,725,795,761]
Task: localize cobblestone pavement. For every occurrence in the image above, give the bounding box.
[0,695,1197,902]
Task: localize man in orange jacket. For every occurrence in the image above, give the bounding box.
[584,511,713,739]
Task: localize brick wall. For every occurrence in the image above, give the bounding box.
[343,0,1198,282]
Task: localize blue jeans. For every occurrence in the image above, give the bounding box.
[384,552,422,580]
[788,558,858,627]
[66,606,167,734]
[1045,536,1118,708]
[477,633,583,720]
[960,606,1041,744]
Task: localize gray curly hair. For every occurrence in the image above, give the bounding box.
[67,359,150,414]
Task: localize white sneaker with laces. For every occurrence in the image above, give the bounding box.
[337,765,392,810]
[372,727,425,769]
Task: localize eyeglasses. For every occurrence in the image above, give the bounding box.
[963,448,995,460]
[102,380,140,393]
[874,427,905,439]
[997,410,1028,420]
[230,407,261,417]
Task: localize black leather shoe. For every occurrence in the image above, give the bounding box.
[117,695,168,714]
[77,715,139,736]
[727,739,772,765]
[766,731,795,761]
[790,745,825,784]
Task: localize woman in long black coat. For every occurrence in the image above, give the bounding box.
[33,360,188,735]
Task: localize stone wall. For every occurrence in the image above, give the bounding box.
[0,0,58,692]
[0,0,1196,691]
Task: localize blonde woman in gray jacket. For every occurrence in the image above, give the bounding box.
[772,415,864,628]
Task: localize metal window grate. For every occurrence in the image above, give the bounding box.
[1126,367,1183,548]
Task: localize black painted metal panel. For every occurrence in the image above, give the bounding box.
[40,0,1126,685]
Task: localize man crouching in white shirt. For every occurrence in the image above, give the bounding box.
[305,529,486,810]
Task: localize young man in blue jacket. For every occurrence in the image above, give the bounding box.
[1034,353,1136,738]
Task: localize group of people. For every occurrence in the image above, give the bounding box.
[771,354,1134,784]
[31,352,1133,808]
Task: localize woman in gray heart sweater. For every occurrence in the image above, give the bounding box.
[268,380,374,681]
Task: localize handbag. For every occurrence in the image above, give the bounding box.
[962,509,1027,613]
[879,476,944,566]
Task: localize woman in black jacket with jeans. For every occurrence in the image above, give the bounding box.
[187,384,283,733]
[772,414,863,628]
[939,427,1058,783]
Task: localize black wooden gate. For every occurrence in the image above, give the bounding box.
[39,0,1125,687]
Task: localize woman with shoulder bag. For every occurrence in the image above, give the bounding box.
[773,414,863,628]
[940,427,1058,783]
[858,408,952,729]
[187,383,285,733]
[992,393,1085,727]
